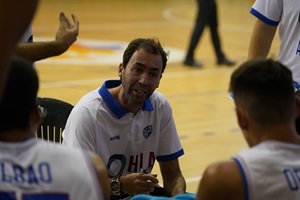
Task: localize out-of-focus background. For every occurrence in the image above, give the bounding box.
[33,0,280,193]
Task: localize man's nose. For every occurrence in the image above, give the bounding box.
[139,74,149,85]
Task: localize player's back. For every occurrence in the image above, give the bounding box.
[234,140,300,200]
[0,138,105,200]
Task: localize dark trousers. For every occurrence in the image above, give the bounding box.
[186,0,224,60]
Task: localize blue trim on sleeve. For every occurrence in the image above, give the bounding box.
[233,157,249,200]
[250,8,279,26]
[156,149,184,162]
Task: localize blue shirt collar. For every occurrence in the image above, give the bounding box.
[98,80,154,119]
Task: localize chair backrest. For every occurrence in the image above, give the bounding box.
[36,97,73,143]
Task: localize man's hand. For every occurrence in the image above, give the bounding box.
[55,12,79,54]
[120,173,159,195]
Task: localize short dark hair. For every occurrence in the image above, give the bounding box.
[0,56,39,132]
[122,37,168,73]
[229,59,295,126]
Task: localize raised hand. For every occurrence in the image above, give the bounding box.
[55,12,79,54]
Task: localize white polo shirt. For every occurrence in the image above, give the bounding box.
[63,80,184,177]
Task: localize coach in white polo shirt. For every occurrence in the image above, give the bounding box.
[62,37,186,199]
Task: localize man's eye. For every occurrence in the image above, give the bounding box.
[133,68,142,73]
[150,73,159,78]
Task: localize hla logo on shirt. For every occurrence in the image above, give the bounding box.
[38,38,185,66]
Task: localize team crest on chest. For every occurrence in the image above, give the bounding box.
[143,125,152,139]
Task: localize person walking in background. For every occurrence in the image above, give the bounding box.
[248,0,300,84]
[0,56,109,200]
[183,0,235,67]
[196,59,300,200]
[62,37,186,199]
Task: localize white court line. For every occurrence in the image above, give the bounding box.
[34,6,251,33]
[40,68,232,89]
[186,176,202,184]
[34,21,170,32]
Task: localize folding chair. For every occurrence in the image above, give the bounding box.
[36,97,73,143]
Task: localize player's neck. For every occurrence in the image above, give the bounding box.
[110,85,143,114]
[258,124,300,144]
[0,129,35,142]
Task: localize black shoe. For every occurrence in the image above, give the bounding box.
[217,57,236,66]
[183,59,203,67]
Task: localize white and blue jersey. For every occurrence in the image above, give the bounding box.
[19,26,36,68]
[295,81,300,92]
[0,138,104,200]
[233,141,300,200]
[250,0,300,83]
[63,80,184,177]
[19,26,33,43]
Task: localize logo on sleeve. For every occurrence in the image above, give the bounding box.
[143,125,153,139]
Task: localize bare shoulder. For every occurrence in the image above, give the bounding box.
[91,153,107,172]
[196,160,244,200]
[91,153,110,199]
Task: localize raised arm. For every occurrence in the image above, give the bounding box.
[91,153,110,200]
[248,19,277,60]
[15,12,79,62]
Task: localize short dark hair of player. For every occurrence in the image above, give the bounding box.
[0,56,39,132]
[229,58,295,128]
[122,37,168,74]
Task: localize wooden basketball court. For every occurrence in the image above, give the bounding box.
[32,0,280,193]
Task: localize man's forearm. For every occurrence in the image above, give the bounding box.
[15,41,66,62]
[165,174,186,196]
[248,20,277,60]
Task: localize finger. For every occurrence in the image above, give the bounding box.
[59,12,72,28]
[140,183,155,193]
[71,13,79,29]
[141,174,159,184]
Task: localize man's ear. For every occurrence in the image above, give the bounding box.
[156,74,162,88]
[118,63,124,78]
[34,106,42,124]
[30,105,42,132]
[236,107,248,130]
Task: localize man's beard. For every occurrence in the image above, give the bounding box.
[126,89,149,106]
